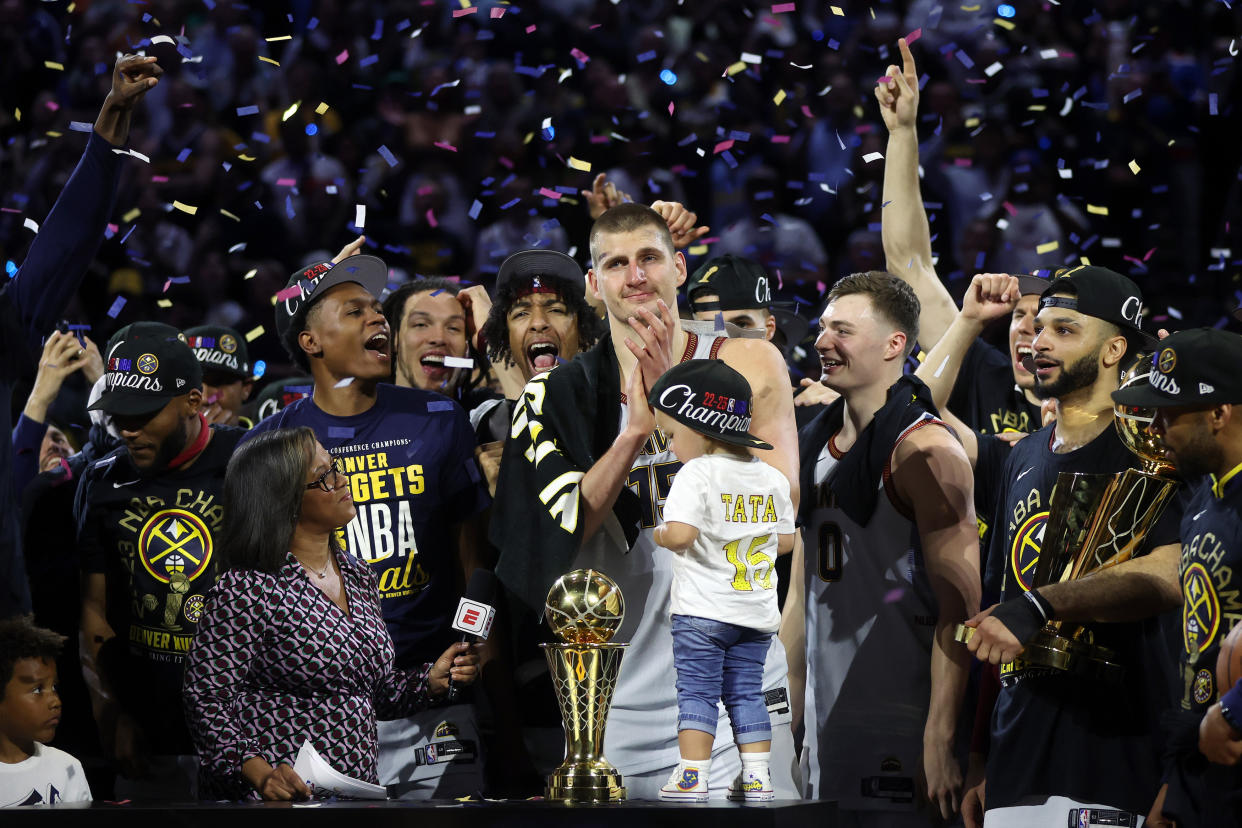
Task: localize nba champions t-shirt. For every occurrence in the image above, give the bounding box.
[245,383,490,668]
[76,425,245,753]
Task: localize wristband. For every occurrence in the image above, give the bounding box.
[988,590,1050,645]
[1220,679,1242,732]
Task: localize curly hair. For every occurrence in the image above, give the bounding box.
[480,273,605,366]
[0,616,65,700]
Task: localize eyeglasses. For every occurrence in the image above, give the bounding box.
[305,457,344,493]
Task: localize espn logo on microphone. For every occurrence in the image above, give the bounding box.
[452,598,495,640]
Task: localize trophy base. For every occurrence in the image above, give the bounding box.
[1021,631,1124,682]
[547,763,626,803]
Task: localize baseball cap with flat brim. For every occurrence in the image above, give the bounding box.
[89,335,203,417]
[496,250,585,297]
[1111,328,1242,408]
[274,256,390,347]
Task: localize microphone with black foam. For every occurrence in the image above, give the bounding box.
[446,568,497,702]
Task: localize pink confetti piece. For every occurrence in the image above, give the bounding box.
[571,48,590,63]
[954,158,973,167]
[1143,247,1156,262]
[883,587,906,604]
[433,141,458,152]
[335,49,349,65]
[771,2,796,12]
[452,6,477,16]
[713,139,735,154]
[526,24,536,34]
[275,177,297,187]
[490,7,506,17]
[276,284,303,302]
[771,135,791,143]
[801,104,814,119]
[151,175,169,183]
[45,101,59,112]
[425,208,438,227]
[498,156,514,170]
[1002,201,1018,217]
[538,187,562,200]
[668,102,675,115]
[878,75,894,84]
[905,28,922,44]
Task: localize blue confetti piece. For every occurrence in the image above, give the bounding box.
[635,50,657,63]
[106,296,127,318]
[1210,93,1219,116]
[360,54,379,67]
[328,427,355,439]
[286,385,313,395]
[176,148,192,162]
[236,105,260,116]
[253,360,266,379]
[68,121,93,133]
[427,400,454,412]
[285,194,295,219]
[5,260,17,277]
[377,145,398,167]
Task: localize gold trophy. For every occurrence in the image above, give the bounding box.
[542,569,628,802]
[958,354,1179,679]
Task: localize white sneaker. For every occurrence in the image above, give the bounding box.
[658,764,710,802]
[727,767,774,802]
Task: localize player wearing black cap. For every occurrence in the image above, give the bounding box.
[184,325,254,428]
[961,267,1183,825]
[1111,329,1242,828]
[77,334,245,798]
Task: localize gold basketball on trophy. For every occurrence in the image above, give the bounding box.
[544,569,626,645]
[1114,352,1175,476]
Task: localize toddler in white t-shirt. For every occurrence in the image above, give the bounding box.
[0,617,91,807]
[647,360,794,803]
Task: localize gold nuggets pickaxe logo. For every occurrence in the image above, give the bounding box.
[219,334,237,354]
[139,509,213,584]
[1183,562,1219,655]
[1009,511,1047,592]
[1158,348,1177,374]
[136,353,159,375]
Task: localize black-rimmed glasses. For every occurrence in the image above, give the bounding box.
[306,457,344,493]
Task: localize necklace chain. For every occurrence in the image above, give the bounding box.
[300,555,331,580]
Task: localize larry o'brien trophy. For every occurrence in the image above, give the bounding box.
[957,354,1179,679]
[542,569,628,802]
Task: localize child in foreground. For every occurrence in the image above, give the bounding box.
[0,616,91,806]
[647,360,794,802]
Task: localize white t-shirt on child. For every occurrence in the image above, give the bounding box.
[660,453,794,633]
[0,743,92,806]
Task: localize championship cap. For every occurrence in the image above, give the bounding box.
[274,256,390,349]
[648,360,773,450]
[495,250,585,297]
[1111,328,1242,407]
[105,321,183,357]
[89,335,203,417]
[184,325,251,380]
[686,254,774,313]
[253,376,314,421]
[1016,274,1051,297]
[1039,265,1153,345]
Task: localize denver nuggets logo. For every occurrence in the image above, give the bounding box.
[219,334,237,354]
[1194,668,1215,705]
[676,768,700,790]
[1183,562,1219,655]
[183,594,205,623]
[136,353,159,375]
[1157,348,1177,374]
[1010,511,1048,592]
[138,509,213,585]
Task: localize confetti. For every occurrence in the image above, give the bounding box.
[568,157,591,172]
[452,6,477,16]
[725,61,747,76]
[1036,241,1060,254]
[315,102,330,115]
[23,218,39,233]
[830,5,844,14]
[236,105,259,116]
[771,2,796,12]
[1086,204,1108,216]
[266,34,292,41]
[44,61,64,71]
[444,356,474,369]
[107,296,127,318]
[433,141,458,152]
[244,326,265,342]
[150,35,176,45]
[259,56,280,66]
[862,152,884,163]
[156,299,173,308]
[377,145,398,167]
[354,204,366,228]
[773,89,786,105]
[1128,160,1141,175]
[275,285,303,302]
[335,50,349,64]
[905,28,922,44]
[172,201,198,215]
[334,377,355,388]
[984,62,1003,77]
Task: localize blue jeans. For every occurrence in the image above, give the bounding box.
[670,614,773,744]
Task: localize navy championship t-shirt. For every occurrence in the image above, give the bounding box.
[76,424,245,754]
[983,422,1183,813]
[946,339,1041,437]
[245,383,490,668]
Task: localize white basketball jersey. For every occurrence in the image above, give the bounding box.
[802,414,942,810]
[573,331,792,776]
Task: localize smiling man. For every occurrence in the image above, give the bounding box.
[247,254,496,800]
[76,334,245,799]
[383,278,476,401]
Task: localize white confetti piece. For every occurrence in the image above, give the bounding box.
[23,218,38,233]
[862,152,884,163]
[443,356,474,369]
[334,377,355,388]
[150,35,176,45]
[354,204,366,228]
[984,62,1003,77]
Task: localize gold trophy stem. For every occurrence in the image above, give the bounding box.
[542,642,628,803]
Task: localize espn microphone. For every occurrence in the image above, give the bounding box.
[446,568,497,702]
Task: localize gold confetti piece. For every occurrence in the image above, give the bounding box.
[259,56,280,66]
[14,108,19,121]
[993,18,1015,30]
[830,5,844,14]
[219,209,241,221]
[238,154,256,161]
[523,131,533,145]
[172,201,198,215]
[1086,204,1108,216]
[1036,241,1059,254]
[774,89,786,105]
[243,268,257,280]
[245,326,265,342]
[567,157,591,172]
[44,61,64,71]
[122,208,141,223]
[265,35,292,41]
[726,61,746,76]
[965,117,980,128]
[1028,105,1047,111]
[458,0,471,6]
[157,299,173,308]
[1129,160,1141,174]
[315,102,330,115]
[46,130,63,138]
[694,51,710,62]
[688,244,709,256]
[282,101,301,121]
[961,4,981,10]
[1079,256,1091,265]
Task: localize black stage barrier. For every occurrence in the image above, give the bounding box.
[7,799,837,826]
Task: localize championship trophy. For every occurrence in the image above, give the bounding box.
[958,354,1179,679]
[542,569,628,802]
